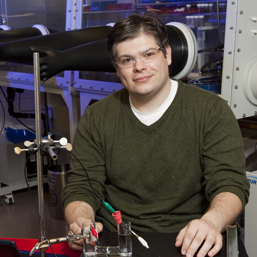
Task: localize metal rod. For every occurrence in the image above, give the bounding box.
[226,225,238,257]
[33,52,45,257]
[216,0,222,63]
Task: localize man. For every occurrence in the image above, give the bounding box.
[61,14,250,257]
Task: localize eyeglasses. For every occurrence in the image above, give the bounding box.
[115,47,163,68]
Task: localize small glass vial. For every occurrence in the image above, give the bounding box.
[186,16,191,26]
[201,4,205,13]
[186,4,191,13]
[193,16,199,27]
[197,4,201,13]
[187,16,194,27]
[204,4,209,13]
[208,3,214,13]
[198,15,204,27]
[219,3,226,12]
[118,221,132,256]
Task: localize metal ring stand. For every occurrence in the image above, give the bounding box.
[33,52,46,257]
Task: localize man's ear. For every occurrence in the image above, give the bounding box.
[114,62,120,78]
[165,45,172,65]
[165,46,172,65]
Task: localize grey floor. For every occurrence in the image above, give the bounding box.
[0,183,69,240]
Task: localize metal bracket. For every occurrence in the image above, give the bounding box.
[226,225,238,257]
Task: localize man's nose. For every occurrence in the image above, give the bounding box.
[133,57,147,71]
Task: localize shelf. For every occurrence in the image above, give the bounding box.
[137,0,227,5]
[83,9,136,14]
[142,11,226,16]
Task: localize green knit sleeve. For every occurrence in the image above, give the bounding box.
[201,97,250,208]
[61,107,106,213]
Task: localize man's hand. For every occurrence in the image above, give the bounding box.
[175,192,243,257]
[64,201,103,251]
[68,216,103,251]
[175,219,223,257]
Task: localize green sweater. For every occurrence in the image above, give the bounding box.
[61,80,250,233]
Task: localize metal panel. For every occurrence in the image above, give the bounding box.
[220,0,238,106]
[221,0,257,119]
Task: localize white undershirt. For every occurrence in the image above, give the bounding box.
[130,79,178,126]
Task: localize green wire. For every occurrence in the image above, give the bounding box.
[103,201,116,213]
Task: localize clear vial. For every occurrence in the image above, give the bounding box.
[208,3,214,13]
[187,16,194,27]
[193,16,199,27]
[198,15,204,26]
[204,4,209,13]
[118,221,132,256]
[219,3,226,12]
[197,4,201,13]
[223,3,227,12]
[186,4,191,13]
[201,4,205,13]
[186,16,190,26]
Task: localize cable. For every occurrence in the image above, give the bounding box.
[68,151,104,202]
[198,44,224,54]
[149,248,161,257]
[66,149,162,257]
[96,240,109,257]
[200,58,221,74]
[0,86,36,133]
[130,229,160,257]
[16,116,36,133]
[23,149,57,257]
[0,86,7,101]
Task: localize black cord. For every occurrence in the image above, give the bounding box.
[0,86,8,101]
[96,240,109,257]
[200,58,220,74]
[149,247,161,257]
[0,97,5,134]
[68,151,104,202]
[64,149,164,257]
[23,149,57,257]
[0,86,36,133]
[16,116,36,133]
[66,150,163,257]
[66,150,120,218]
[198,44,224,54]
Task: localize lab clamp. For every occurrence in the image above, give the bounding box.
[28,211,134,257]
[14,135,72,160]
[28,210,150,256]
[30,223,99,256]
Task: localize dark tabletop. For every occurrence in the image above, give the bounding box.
[80,232,248,257]
[88,232,227,257]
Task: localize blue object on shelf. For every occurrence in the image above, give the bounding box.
[140,0,158,3]
[91,1,117,11]
[5,127,36,144]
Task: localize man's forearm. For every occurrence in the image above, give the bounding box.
[201,192,242,232]
[64,201,95,226]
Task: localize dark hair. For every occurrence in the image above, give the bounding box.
[107,14,169,61]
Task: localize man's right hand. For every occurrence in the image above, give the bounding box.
[68,217,103,251]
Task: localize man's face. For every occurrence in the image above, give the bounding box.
[115,33,172,100]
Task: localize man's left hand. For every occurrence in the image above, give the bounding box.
[175,219,223,257]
